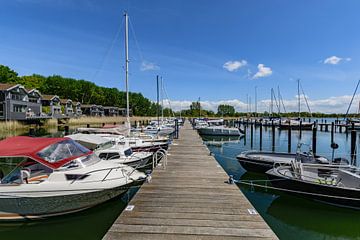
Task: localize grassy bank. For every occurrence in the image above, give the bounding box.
[0,120,27,132]
[68,116,156,126]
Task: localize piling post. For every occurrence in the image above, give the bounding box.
[250,123,254,149]
[87,124,90,128]
[259,123,263,151]
[331,122,334,144]
[325,120,328,132]
[29,128,35,136]
[320,124,323,131]
[102,123,105,127]
[175,119,179,139]
[299,120,302,139]
[272,120,275,152]
[288,122,291,153]
[243,124,247,146]
[64,125,69,136]
[351,129,357,165]
[312,123,317,156]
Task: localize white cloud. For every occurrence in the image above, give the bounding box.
[140,61,160,71]
[162,94,360,114]
[223,60,247,72]
[252,64,272,79]
[323,56,351,65]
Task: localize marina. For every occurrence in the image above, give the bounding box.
[1,1,360,240]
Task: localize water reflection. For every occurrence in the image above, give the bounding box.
[202,125,360,240]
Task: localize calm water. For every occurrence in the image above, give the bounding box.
[204,123,360,240]
[1,122,360,239]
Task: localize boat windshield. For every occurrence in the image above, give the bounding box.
[37,140,90,163]
[0,157,52,184]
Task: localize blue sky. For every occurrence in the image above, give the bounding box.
[1,0,360,113]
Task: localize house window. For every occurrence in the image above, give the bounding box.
[11,94,23,101]
[0,92,4,101]
[29,98,38,103]
[13,104,26,113]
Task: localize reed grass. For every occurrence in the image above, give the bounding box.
[68,116,156,126]
[0,120,27,132]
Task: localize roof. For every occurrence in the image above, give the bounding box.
[42,94,59,101]
[0,83,19,91]
[60,98,73,104]
[0,136,91,169]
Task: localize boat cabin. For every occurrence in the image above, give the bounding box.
[0,136,93,185]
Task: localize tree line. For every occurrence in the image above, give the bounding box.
[0,65,158,116]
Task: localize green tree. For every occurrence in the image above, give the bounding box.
[0,65,18,83]
[217,104,235,116]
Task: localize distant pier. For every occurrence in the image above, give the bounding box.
[103,121,278,240]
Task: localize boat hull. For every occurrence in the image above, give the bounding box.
[0,183,134,220]
[267,170,360,209]
[198,127,242,136]
[131,143,168,152]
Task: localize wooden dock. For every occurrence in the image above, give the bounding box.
[103,121,278,240]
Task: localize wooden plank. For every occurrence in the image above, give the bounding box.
[102,121,278,240]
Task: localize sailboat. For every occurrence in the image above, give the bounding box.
[76,13,171,152]
[279,79,313,130]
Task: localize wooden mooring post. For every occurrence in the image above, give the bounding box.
[259,123,263,151]
[312,123,317,155]
[250,123,254,149]
[351,124,357,165]
[271,120,275,152]
[331,122,334,144]
[288,122,291,153]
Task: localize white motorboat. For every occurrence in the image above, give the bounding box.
[101,135,169,152]
[0,136,146,220]
[96,145,154,170]
[197,119,243,136]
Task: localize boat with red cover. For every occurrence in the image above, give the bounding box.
[0,136,145,220]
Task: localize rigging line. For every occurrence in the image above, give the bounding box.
[271,88,281,114]
[278,86,287,113]
[128,16,145,63]
[300,82,312,117]
[345,79,360,120]
[90,18,124,83]
[162,80,175,117]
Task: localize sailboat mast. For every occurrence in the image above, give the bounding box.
[157,75,160,125]
[255,86,257,115]
[124,12,130,126]
[297,79,300,119]
[161,77,164,122]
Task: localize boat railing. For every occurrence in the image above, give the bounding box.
[70,165,129,184]
[153,148,167,170]
[106,153,149,173]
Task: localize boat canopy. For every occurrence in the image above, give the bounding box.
[0,136,91,169]
[67,133,112,150]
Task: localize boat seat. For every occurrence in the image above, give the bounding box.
[28,174,49,184]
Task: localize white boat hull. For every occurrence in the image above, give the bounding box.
[0,184,132,220]
[198,127,242,136]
